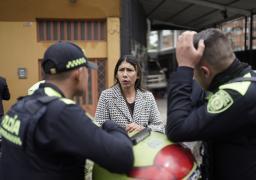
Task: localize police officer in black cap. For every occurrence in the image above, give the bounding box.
[0,41,134,180]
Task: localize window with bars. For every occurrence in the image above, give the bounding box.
[74,59,106,105]
[97,60,106,97]
[218,15,256,51]
[37,19,106,41]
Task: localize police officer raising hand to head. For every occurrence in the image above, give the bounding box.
[0,41,134,180]
[167,28,256,179]
[176,31,205,68]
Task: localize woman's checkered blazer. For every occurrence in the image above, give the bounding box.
[95,84,164,133]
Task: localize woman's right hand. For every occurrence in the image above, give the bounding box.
[126,122,144,133]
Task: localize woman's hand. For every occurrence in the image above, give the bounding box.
[126,122,144,133]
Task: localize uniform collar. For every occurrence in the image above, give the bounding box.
[39,82,66,98]
[208,59,251,92]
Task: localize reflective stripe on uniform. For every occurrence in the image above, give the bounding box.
[44,87,75,104]
[207,73,252,114]
[219,73,251,96]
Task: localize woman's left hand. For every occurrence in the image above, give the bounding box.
[126,122,144,133]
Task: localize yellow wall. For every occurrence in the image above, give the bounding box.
[0,21,109,111]
[0,22,40,111]
[0,0,121,112]
[0,0,120,21]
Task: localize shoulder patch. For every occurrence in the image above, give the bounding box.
[207,89,233,114]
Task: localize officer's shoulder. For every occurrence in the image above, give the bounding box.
[219,73,252,96]
[219,81,251,96]
[45,96,76,106]
[206,73,253,114]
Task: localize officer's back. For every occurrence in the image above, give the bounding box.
[0,41,134,180]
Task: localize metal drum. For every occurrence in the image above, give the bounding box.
[93,131,200,180]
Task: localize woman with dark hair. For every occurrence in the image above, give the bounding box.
[95,55,164,133]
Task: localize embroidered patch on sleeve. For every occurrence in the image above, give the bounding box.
[207,89,233,114]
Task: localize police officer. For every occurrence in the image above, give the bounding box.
[0,76,10,120]
[0,41,134,180]
[166,28,256,179]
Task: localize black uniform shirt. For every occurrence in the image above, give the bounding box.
[166,60,256,179]
[1,82,134,180]
[0,76,10,117]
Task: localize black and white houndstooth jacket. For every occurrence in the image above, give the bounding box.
[95,84,164,133]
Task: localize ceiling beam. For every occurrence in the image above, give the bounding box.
[178,0,251,16]
[151,20,198,30]
[146,0,167,17]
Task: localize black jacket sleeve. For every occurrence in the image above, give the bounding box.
[166,67,249,142]
[191,80,205,107]
[36,103,134,174]
[1,77,10,100]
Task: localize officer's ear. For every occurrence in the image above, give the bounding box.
[72,68,81,83]
[200,65,211,79]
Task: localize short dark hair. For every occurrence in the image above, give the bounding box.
[113,55,143,90]
[193,28,235,70]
